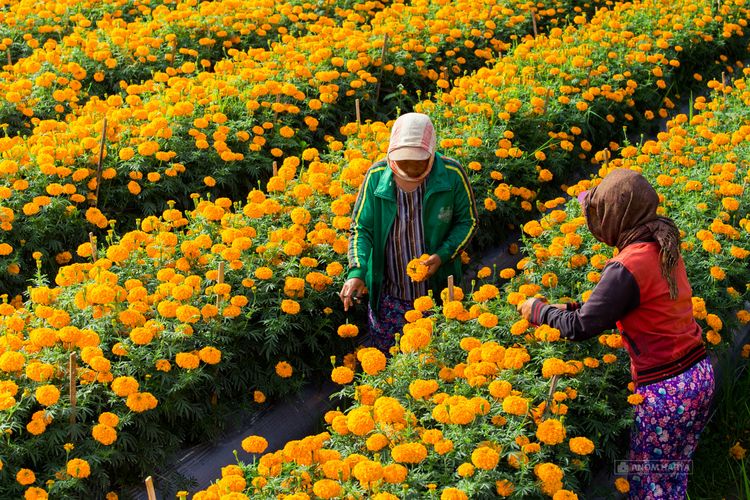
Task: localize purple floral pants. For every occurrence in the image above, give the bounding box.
[367,293,411,354]
[628,357,714,499]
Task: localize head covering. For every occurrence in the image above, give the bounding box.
[387,113,436,192]
[583,168,682,299]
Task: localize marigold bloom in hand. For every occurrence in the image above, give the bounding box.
[406,254,431,282]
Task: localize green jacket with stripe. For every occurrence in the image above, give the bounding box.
[347,152,478,312]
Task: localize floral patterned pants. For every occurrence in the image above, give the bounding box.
[366,293,411,354]
[628,357,714,499]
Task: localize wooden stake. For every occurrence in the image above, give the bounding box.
[272,161,278,177]
[216,261,225,308]
[6,51,10,67]
[94,118,108,207]
[69,353,77,424]
[543,374,560,418]
[447,275,455,301]
[145,476,157,500]
[89,232,98,261]
[543,89,550,113]
[603,148,610,170]
[355,98,361,126]
[374,33,390,103]
[530,7,538,37]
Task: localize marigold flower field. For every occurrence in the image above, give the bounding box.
[0,0,748,498]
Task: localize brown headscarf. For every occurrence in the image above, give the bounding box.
[582,169,682,299]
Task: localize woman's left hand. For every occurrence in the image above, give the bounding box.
[421,254,442,278]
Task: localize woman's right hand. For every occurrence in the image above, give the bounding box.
[339,278,365,311]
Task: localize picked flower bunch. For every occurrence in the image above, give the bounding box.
[406,254,431,282]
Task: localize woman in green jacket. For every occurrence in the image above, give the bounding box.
[339,113,478,353]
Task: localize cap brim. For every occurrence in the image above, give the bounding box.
[577,190,589,206]
[389,147,432,161]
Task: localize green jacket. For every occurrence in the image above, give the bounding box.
[347,153,478,311]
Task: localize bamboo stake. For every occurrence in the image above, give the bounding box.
[94,118,108,207]
[355,98,361,126]
[69,353,77,424]
[272,161,278,177]
[89,232,98,261]
[542,374,560,418]
[145,476,157,500]
[374,33,390,103]
[216,261,225,309]
[447,275,455,301]
[273,94,281,122]
[530,7,538,37]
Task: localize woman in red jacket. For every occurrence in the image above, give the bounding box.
[519,168,714,499]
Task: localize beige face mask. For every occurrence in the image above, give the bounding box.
[388,155,435,193]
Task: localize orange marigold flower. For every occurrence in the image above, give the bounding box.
[536,419,566,445]
[275,361,293,378]
[66,458,91,479]
[241,435,268,454]
[569,436,595,455]
[471,446,500,470]
[406,254,431,282]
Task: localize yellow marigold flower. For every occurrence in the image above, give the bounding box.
[366,433,389,452]
[434,439,454,455]
[66,458,91,479]
[510,319,530,335]
[602,354,617,364]
[373,396,405,425]
[471,446,500,470]
[352,459,383,487]
[391,442,428,464]
[111,376,139,397]
[126,392,158,412]
[413,296,434,312]
[35,384,60,406]
[281,299,300,315]
[275,361,293,378]
[358,348,386,375]
[347,407,375,436]
[478,313,498,328]
[409,379,439,400]
[553,490,578,500]
[241,435,268,454]
[441,488,468,500]
[569,437,595,455]
[542,358,568,378]
[198,347,221,365]
[406,254,430,282]
[502,395,529,416]
[312,479,342,499]
[457,463,475,477]
[254,267,273,280]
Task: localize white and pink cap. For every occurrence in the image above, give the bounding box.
[387,113,436,162]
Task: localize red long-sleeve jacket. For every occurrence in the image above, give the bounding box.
[529,241,706,386]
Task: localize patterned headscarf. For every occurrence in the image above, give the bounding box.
[582,168,682,299]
